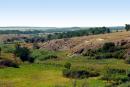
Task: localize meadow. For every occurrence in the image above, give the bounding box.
[0,52,130,87]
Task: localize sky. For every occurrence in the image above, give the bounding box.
[0,0,130,27]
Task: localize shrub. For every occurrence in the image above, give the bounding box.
[0,59,19,68]
[39,54,57,61]
[64,62,71,69]
[94,53,113,59]
[14,47,31,62]
[102,42,115,52]
[125,57,130,64]
[30,50,58,62]
[63,69,100,79]
[63,69,89,79]
[83,49,96,56]
[101,67,129,84]
[112,50,125,59]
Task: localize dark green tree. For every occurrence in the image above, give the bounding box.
[14,44,34,63]
[125,24,130,31]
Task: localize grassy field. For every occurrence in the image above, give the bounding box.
[0,63,106,87]
[0,46,129,87]
[1,55,130,87]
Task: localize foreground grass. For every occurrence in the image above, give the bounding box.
[0,63,106,87]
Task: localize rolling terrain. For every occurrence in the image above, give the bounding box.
[1,31,130,87]
[41,31,130,53]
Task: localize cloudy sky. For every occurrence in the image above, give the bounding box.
[0,0,130,27]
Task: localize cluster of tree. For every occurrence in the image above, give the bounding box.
[14,43,34,63]
[83,42,126,59]
[47,27,111,40]
[125,24,130,31]
[0,30,44,34]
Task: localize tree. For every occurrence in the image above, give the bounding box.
[14,44,34,63]
[125,24,130,31]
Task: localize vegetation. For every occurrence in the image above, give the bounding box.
[30,49,58,62]
[1,28,130,87]
[47,27,111,40]
[83,42,126,59]
[0,30,44,34]
[64,62,71,69]
[125,24,130,31]
[14,43,34,63]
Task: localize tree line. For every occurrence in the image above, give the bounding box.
[47,27,111,40]
[0,30,43,34]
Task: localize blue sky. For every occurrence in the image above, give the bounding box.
[0,0,130,27]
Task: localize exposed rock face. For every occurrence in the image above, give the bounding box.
[40,31,130,54]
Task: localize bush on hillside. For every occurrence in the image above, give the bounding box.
[14,43,34,63]
[125,57,130,64]
[0,59,19,68]
[102,42,115,52]
[30,50,58,62]
[94,53,113,59]
[39,54,57,61]
[82,49,96,56]
[64,62,71,69]
[101,67,130,84]
[112,50,125,59]
[63,68,99,79]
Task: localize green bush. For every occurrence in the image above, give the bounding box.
[125,57,130,64]
[83,42,126,59]
[64,62,71,69]
[112,50,125,59]
[101,67,129,84]
[14,46,31,62]
[63,69,99,79]
[63,69,89,79]
[30,50,58,62]
[102,42,115,52]
[119,82,130,87]
[39,54,57,61]
[0,44,15,53]
[94,53,113,59]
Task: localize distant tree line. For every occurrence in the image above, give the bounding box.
[47,27,111,40]
[0,30,44,34]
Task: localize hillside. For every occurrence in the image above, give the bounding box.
[41,31,130,53]
[1,31,130,87]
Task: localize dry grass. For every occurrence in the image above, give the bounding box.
[41,31,130,53]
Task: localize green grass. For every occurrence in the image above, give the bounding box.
[0,63,107,87]
[0,46,130,87]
